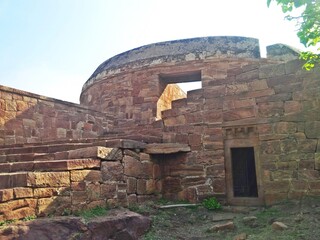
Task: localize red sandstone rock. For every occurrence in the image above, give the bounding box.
[209,221,235,232]
[272,221,288,230]
[144,143,190,154]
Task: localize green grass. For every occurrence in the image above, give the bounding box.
[0,219,16,227]
[75,206,109,221]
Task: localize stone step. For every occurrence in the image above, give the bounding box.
[0,153,55,164]
[186,88,204,100]
[0,158,101,174]
[0,146,118,163]
[0,139,147,156]
[0,142,95,155]
[0,172,29,189]
[171,98,187,109]
[0,137,109,150]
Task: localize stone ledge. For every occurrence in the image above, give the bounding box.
[68,146,122,161]
[105,139,147,149]
[144,143,191,154]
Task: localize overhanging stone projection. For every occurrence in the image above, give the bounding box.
[0,36,319,221]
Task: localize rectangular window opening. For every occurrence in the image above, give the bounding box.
[157,71,202,119]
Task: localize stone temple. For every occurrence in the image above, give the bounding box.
[0,36,320,221]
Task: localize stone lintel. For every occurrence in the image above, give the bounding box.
[144,143,191,154]
[105,139,147,150]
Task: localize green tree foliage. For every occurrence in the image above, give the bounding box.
[267,0,320,70]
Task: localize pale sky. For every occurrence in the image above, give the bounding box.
[0,0,305,103]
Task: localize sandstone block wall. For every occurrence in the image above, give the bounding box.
[161,59,320,205]
[0,143,162,221]
[0,85,113,145]
[1,37,320,213]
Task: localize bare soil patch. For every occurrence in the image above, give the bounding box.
[136,197,320,240]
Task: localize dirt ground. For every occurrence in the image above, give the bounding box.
[134,196,320,240]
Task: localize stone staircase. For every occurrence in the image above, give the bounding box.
[0,138,150,221]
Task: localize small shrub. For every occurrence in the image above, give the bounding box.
[0,219,16,227]
[202,197,221,210]
[22,215,37,221]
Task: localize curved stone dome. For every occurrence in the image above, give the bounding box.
[82,36,260,92]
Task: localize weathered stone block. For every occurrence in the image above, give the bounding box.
[290,180,308,191]
[181,176,206,187]
[144,143,190,154]
[33,188,60,198]
[223,108,255,121]
[127,177,137,194]
[163,177,182,193]
[27,172,70,187]
[70,170,102,182]
[274,122,296,134]
[0,174,11,189]
[127,194,137,205]
[206,165,225,178]
[299,169,319,180]
[163,115,186,126]
[101,161,124,181]
[105,139,146,149]
[242,88,275,99]
[258,102,284,117]
[0,189,13,202]
[37,196,71,216]
[166,164,204,177]
[153,164,161,179]
[137,179,156,195]
[284,101,302,114]
[139,153,151,162]
[14,187,33,199]
[212,178,226,194]
[195,185,213,199]
[264,181,290,193]
[280,139,298,153]
[248,79,268,91]
[124,149,140,160]
[297,139,317,153]
[123,156,153,178]
[209,221,235,232]
[101,183,117,199]
[71,191,87,205]
[315,153,320,170]
[5,205,36,221]
[305,121,320,139]
[188,134,201,147]
[260,141,281,154]
[86,183,101,201]
[265,192,288,206]
[68,146,122,161]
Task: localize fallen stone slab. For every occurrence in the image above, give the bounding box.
[0,209,151,240]
[208,221,235,232]
[144,143,191,154]
[272,221,288,230]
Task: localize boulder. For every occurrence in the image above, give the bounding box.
[0,210,151,240]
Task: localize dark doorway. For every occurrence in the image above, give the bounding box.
[231,147,258,197]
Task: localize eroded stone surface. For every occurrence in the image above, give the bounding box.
[0,210,150,240]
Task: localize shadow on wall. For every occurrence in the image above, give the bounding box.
[0,85,112,145]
